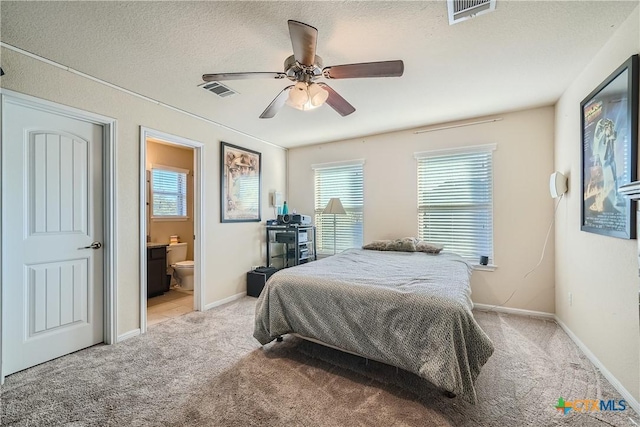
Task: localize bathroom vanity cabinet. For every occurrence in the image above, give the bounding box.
[147,243,168,298]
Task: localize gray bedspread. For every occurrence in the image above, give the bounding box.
[253,248,494,404]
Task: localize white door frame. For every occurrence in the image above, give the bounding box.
[0,89,117,382]
[139,127,205,333]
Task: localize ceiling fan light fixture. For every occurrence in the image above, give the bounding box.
[287,82,309,108]
[286,82,327,111]
[308,82,329,107]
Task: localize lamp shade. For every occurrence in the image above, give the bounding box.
[287,82,309,108]
[308,83,329,107]
[323,198,346,214]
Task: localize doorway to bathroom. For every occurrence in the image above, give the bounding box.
[139,127,205,333]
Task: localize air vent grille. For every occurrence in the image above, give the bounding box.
[199,81,238,98]
[447,0,496,25]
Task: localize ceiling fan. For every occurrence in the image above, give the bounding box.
[202,20,404,119]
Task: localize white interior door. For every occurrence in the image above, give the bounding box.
[2,101,104,376]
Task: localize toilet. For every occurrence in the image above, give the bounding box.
[166,242,195,290]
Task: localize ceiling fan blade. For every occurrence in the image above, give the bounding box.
[202,72,287,82]
[259,86,294,119]
[288,20,318,66]
[323,60,404,79]
[317,83,355,116]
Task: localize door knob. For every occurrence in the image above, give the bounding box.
[79,242,102,250]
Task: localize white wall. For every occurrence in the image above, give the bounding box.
[288,106,556,313]
[0,47,287,335]
[554,6,640,401]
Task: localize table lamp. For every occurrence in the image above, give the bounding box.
[323,198,346,255]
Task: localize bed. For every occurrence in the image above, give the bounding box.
[253,248,494,404]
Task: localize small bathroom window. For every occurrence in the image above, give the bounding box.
[151,165,189,219]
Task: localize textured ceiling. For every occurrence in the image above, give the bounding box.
[1,1,637,148]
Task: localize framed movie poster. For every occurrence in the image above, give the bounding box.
[220,142,261,222]
[581,54,638,239]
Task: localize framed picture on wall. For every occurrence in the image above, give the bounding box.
[220,142,261,223]
[580,54,638,239]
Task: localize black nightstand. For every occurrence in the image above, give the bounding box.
[247,268,278,297]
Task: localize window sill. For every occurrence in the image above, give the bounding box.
[472,264,497,272]
[151,216,190,222]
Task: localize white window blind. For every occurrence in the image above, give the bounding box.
[151,166,188,218]
[314,163,364,254]
[417,147,494,263]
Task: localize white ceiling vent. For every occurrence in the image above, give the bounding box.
[447,0,496,25]
[198,81,238,98]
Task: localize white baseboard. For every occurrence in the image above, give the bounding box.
[203,291,246,311]
[473,303,555,320]
[554,316,640,416]
[117,328,141,343]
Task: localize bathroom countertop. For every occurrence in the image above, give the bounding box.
[147,242,169,249]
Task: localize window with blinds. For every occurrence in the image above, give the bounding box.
[314,162,364,255]
[417,146,494,263]
[151,166,188,218]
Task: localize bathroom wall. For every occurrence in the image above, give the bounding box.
[146,139,195,260]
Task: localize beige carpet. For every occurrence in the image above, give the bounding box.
[1,297,638,426]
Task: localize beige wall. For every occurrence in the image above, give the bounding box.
[554,6,640,401]
[1,47,287,335]
[288,107,556,313]
[146,140,195,260]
